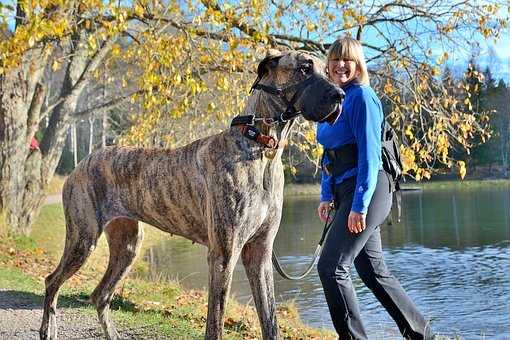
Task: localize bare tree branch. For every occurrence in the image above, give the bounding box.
[72,90,142,121]
[199,0,278,47]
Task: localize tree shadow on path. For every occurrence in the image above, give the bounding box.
[0,290,89,311]
[0,289,138,313]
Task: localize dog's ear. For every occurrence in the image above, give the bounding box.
[257,49,284,78]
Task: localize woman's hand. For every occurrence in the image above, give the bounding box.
[317,201,332,223]
[348,211,366,234]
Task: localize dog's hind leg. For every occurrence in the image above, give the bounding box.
[205,245,241,340]
[90,218,143,340]
[40,222,100,340]
[241,235,278,340]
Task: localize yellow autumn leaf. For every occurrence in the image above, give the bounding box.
[405,125,414,139]
[134,4,144,17]
[88,35,97,51]
[384,81,394,94]
[458,161,466,180]
[51,60,60,71]
[111,44,121,56]
[437,52,449,65]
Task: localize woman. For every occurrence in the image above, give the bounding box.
[316,37,432,340]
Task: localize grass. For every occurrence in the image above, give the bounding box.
[0,203,336,339]
[45,175,67,195]
[0,266,43,293]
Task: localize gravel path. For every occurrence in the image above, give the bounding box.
[0,289,153,339]
[0,289,106,339]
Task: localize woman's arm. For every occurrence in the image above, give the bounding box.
[320,166,333,203]
[349,89,383,214]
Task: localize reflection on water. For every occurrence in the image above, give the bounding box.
[144,188,510,338]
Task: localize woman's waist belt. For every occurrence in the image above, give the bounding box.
[323,143,358,177]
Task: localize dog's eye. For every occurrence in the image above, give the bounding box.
[299,63,312,75]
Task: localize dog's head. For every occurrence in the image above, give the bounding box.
[254,50,344,124]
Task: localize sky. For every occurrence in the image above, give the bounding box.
[463,34,510,81]
[352,2,510,82]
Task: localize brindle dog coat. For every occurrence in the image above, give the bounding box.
[40,50,343,340]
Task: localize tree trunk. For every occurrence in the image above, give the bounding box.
[505,122,510,177]
[72,122,78,167]
[502,136,509,177]
[0,63,84,235]
[0,30,116,235]
[0,69,46,235]
[101,114,108,147]
[88,117,94,154]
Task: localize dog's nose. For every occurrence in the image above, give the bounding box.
[330,87,345,103]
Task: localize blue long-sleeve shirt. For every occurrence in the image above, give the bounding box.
[317,82,383,213]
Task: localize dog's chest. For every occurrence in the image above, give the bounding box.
[261,156,284,193]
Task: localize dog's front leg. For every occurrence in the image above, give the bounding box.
[205,246,240,340]
[241,236,279,340]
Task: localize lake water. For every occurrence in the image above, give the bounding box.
[143,187,510,339]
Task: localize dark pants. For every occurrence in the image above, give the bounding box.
[317,171,431,340]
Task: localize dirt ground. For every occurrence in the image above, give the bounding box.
[0,289,153,339]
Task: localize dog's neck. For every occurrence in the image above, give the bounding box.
[243,81,290,142]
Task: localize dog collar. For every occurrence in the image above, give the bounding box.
[231,118,283,159]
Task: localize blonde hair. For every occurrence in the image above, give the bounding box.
[327,37,370,86]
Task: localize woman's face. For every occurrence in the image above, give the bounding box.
[328,57,360,87]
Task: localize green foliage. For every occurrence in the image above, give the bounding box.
[56,147,75,175]
[0,267,43,293]
[468,64,510,174]
[11,235,38,252]
[25,203,66,258]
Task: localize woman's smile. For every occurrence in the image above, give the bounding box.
[328,58,359,87]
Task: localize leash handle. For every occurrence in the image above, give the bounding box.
[318,204,336,246]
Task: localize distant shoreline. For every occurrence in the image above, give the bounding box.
[284,179,510,197]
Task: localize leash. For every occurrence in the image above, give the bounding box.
[233,63,342,279]
[272,204,337,280]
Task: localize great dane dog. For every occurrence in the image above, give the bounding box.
[40,50,343,340]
